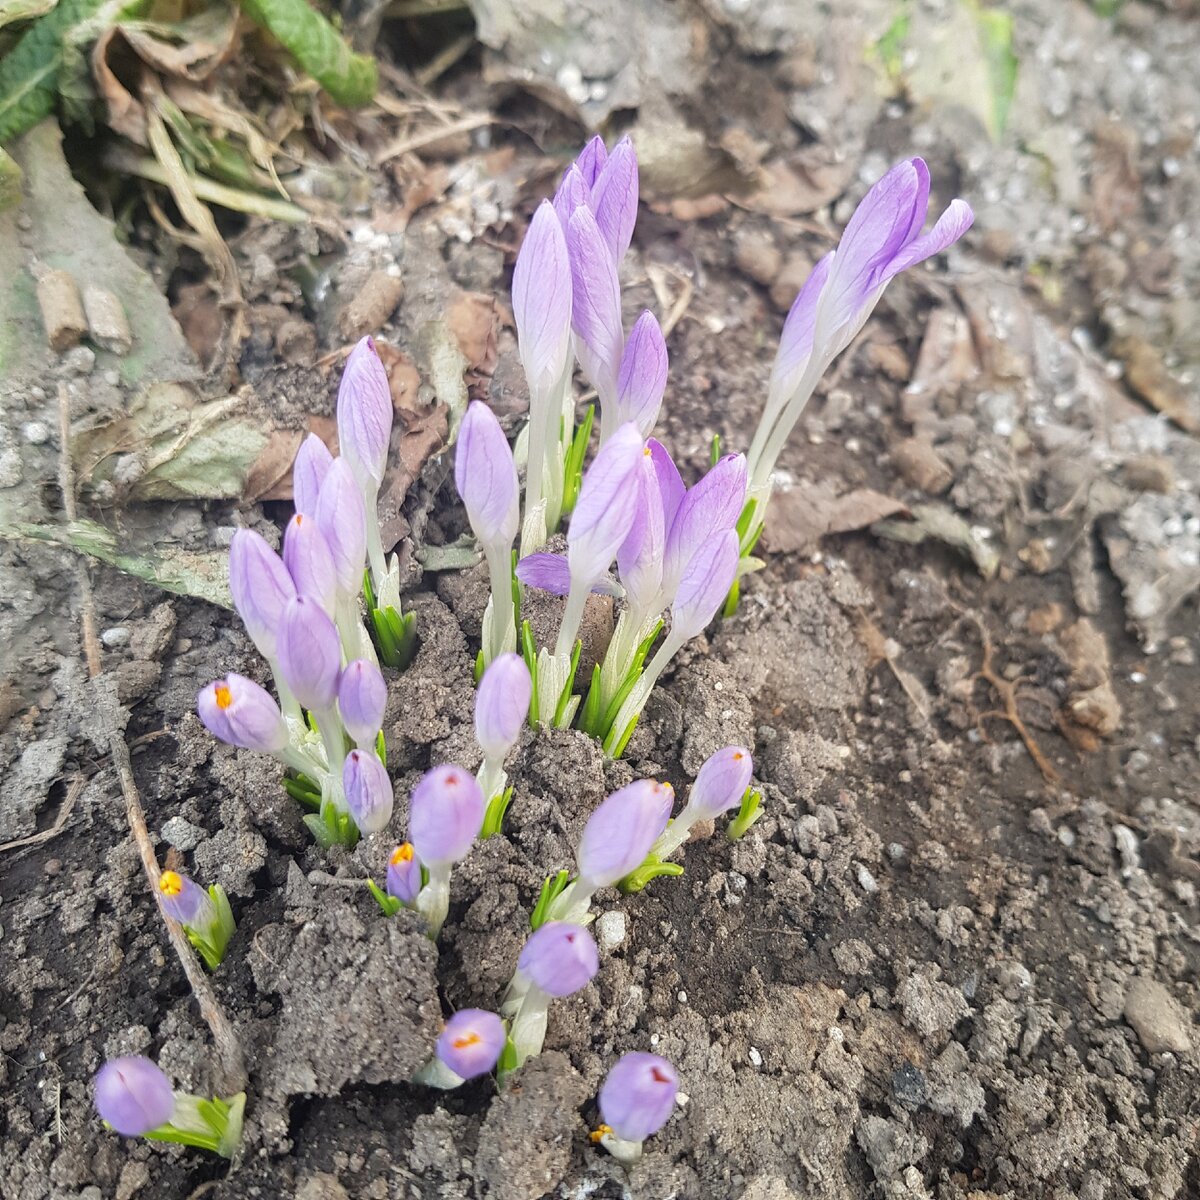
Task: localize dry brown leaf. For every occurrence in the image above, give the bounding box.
[1091,119,1141,234]
[1112,335,1200,434]
[1058,618,1122,744]
[375,342,423,412]
[446,291,499,392]
[253,416,337,503]
[902,307,979,422]
[92,27,148,144]
[738,152,854,217]
[764,482,907,554]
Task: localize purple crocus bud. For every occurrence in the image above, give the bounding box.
[517,921,599,997]
[343,748,394,835]
[157,869,216,928]
[670,528,739,641]
[575,134,608,188]
[338,659,387,746]
[615,311,667,437]
[197,674,289,754]
[591,135,638,264]
[337,336,393,489]
[568,423,645,589]
[567,206,623,402]
[513,201,573,396]
[94,1057,175,1137]
[292,432,334,516]
[687,746,753,820]
[456,401,519,551]
[577,779,674,890]
[598,1052,678,1143]
[276,596,341,713]
[282,513,337,615]
[475,653,533,760]
[436,1009,506,1080]
[409,765,485,867]
[769,252,833,404]
[515,552,624,598]
[616,450,665,616]
[228,529,296,659]
[663,453,747,591]
[647,439,685,532]
[315,458,368,598]
[552,164,594,232]
[387,842,422,904]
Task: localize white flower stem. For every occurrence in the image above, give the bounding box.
[544,879,594,925]
[599,1131,645,1164]
[267,657,304,725]
[484,543,516,664]
[411,1056,467,1090]
[554,583,588,661]
[508,984,551,1068]
[314,706,346,777]
[651,809,700,861]
[476,756,507,803]
[417,861,453,938]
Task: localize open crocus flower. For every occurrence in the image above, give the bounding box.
[435,1009,506,1082]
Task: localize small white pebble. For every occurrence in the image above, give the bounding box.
[675,1091,690,1107]
[649,1033,660,1046]
[1129,671,1146,684]
[856,863,878,894]
[677,991,687,1004]
[22,421,50,445]
[101,627,129,648]
[596,910,627,952]
[828,1026,844,1044]
[748,1046,763,1067]
[1057,826,1076,848]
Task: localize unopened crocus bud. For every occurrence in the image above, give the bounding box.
[157,869,216,929]
[591,135,638,265]
[616,450,665,617]
[276,596,341,713]
[436,1009,506,1080]
[228,529,296,659]
[568,206,624,405]
[94,1057,175,1137]
[576,779,674,891]
[513,201,573,396]
[615,311,667,437]
[456,401,520,550]
[575,134,608,188]
[387,842,422,904]
[409,765,485,867]
[769,252,833,407]
[647,439,685,532]
[598,1052,678,1143]
[518,921,599,997]
[568,423,645,589]
[343,749,393,835]
[315,458,367,598]
[663,453,747,593]
[337,336,393,490]
[338,659,387,746]
[475,653,532,761]
[197,674,289,754]
[292,433,334,516]
[552,163,593,231]
[687,746,753,820]
[282,513,337,615]
[670,528,739,642]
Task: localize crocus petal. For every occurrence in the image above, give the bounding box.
[686,745,753,821]
[670,528,739,641]
[567,206,624,400]
[315,458,368,598]
[343,749,394,835]
[616,311,668,437]
[94,1057,175,1137]
[575,135,608,188]
[513,201,573,395]
[568,423,645,589]
[882,198,975,280]
[197,673,289,753]
[768,252,833,402]
[598,1052,678,1143]
[591,135,638,264]
[456,401,520,551]
[276,596,342,712]
[337,336,393,489]
[517,921,599,997]
[553,164,594,232]
[663,453,747,594]
[647,439,685,531]
[387,842,422,904]
[338,659,387,747]
[436,1009,506,1081]
[409,764,485,867]
[292,433,334,516]
[228,529,296,659]
[282,513,338,616]
[515,551,572,596]
[576,779,674,890]
[157,870,216,929]
[616,449,665,616]
[475,652,533,760]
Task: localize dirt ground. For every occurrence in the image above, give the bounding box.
[2,1,1199,1198]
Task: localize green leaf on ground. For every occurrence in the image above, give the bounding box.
[0,0,57,30]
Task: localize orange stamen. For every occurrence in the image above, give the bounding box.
[214,683,233,709]
[390,843,414,865]
[159,870,183,897]
[452,1032,481,1050]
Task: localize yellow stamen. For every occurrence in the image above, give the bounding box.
[452,1032,481,1050]
[390,843,414,866]
[159,870,183,897]
[214,683,233,709]
[590,1124,612,1144]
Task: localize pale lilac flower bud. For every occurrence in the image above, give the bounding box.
[455,401,519,551]
[338,659,387,746]
[475,653,532,761]
[568,423,644,589]
[292,432,334,516]
[343,748,394,835]
[591,135,638,264]
[616,450,665,615]
[670,528,739,641]
[197,674,289,753]
[567,206,623,401]
[315,458,367,598]
[409,765,485,867]
[770,252,832,403]
[599,1052,678,1143]
[515,552,623,598]
[157,869,216,928]
[228,529,296,659]
[553,163,593,231]
[276,596,341,713]
[282,513,337,615]
[647,439,685,532]
[687,746,753,820]
[387,842,422,903]
[577,779,674,890]
[436,1009,506,1080]
[518,921,599,997]
[513,201,573,396]
[337,336,393,489]
[575,134,608,188]
[663,453,747,592]
[94,1057,175,1137]
[615,312,667,437]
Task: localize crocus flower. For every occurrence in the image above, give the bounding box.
[575,134,608,188]
[647,439,685,532]
[475,653,533,761]
[337,336,392,491]
[512,201,573,398]
[94,1057,175,1137]
[276,596,341,715]
[387,842,422,904]
[662,453,747,601]
[616,448,666,621]
[653,745,753,859]
[596,1052,678,1162]
[197,674,289,754]
[517,921,599,997]
[615,311,667,437]
[157,869,217,929]
[292,433,333,516]
[343,748,393,835]
[590,135,638,266]
[436,1009,506,1081]
[409,765,485,866]
[567,206,624,419]
[228,529,295,660]
[514,552,622,599]
[314,458,368,600]
[282,513,337,616]
[576,779,674,892]
[338,659,387,747]
[670,528,740,642]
